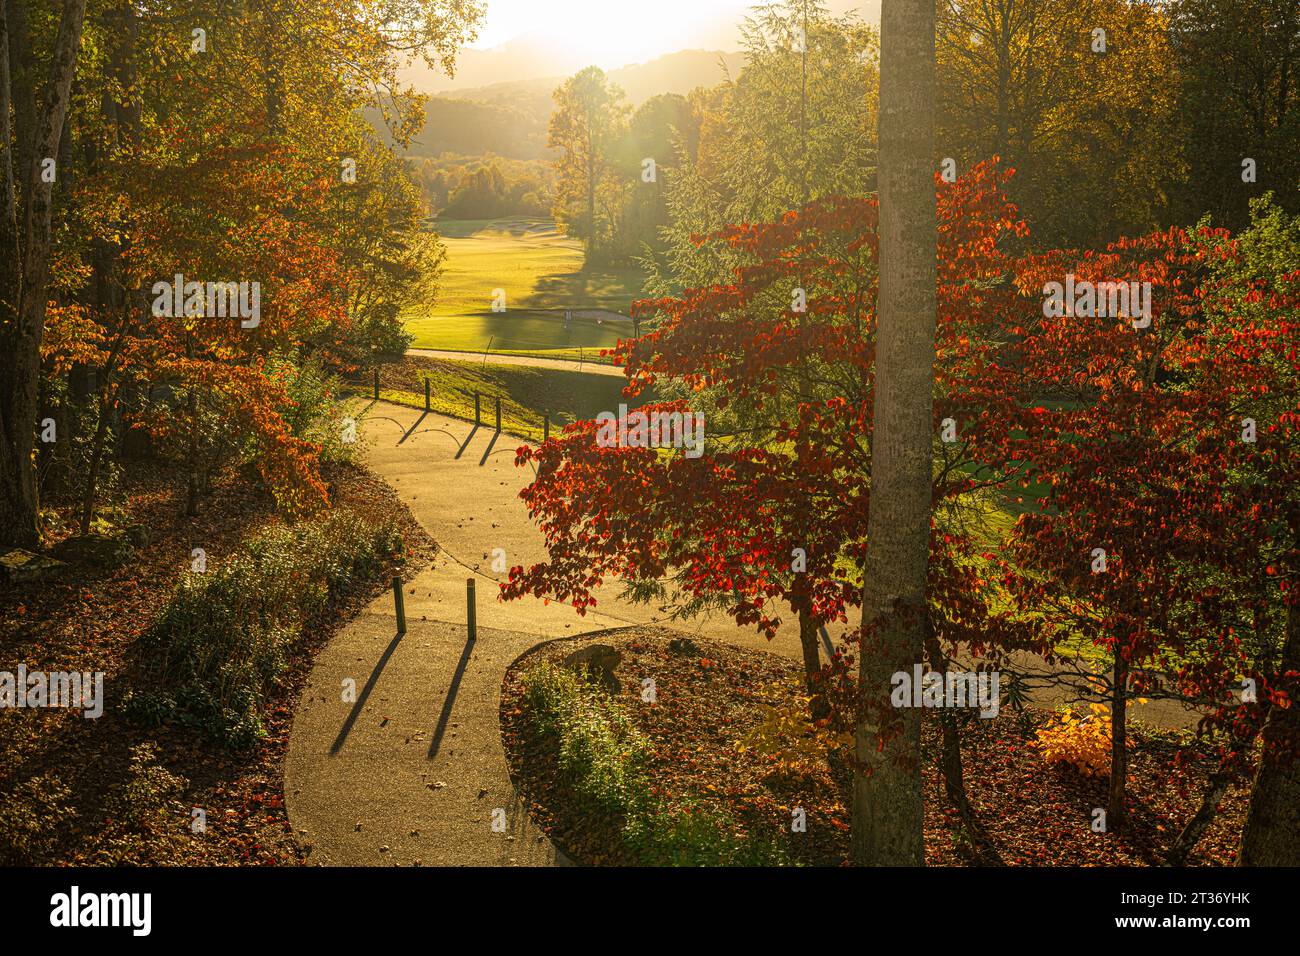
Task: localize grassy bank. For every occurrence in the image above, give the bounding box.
[360,355,649,443]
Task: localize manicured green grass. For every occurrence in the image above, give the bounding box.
[405,312,630,354]
[465,345,620,365]
[406,218,646,353]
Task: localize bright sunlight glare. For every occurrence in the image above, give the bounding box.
[471,0,755,65]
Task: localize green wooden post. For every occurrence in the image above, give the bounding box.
[466,578,477,641]
[392,577,406,633]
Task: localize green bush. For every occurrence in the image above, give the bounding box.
[518,660,790,866]
[350,303,415,363]
[521,663,652,819]
[89,743,192,865]
[0,772,76,864]
[127,510,402,749]
[269,353,358,465]
[625,798,789,867]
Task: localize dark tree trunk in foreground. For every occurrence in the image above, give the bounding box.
[1239,600,1300,866]
[798,609,827,720]
[0,0,89,548]
[923,624,973,825]
[1107,654,1130,830]
[851,0,937,867]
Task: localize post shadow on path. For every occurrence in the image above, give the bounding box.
[329,626,408,756]
[454,422,481,459]
[477,429,500,466]
[427,627,477,760]
[397,410,430,445]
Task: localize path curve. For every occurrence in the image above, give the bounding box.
[408,348,625,377]
[285,402,802,866]
[285,400,1210,866]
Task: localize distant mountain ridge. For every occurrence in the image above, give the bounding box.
[395,48,746,161]
[396,0,876,95]
[442,49,747,107]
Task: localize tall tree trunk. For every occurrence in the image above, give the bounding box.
[585,109,595,259]
[78,381,116,533]
[851,0,936,867]
[79,304,131,533]
[185,337,199,517]
[260,3,285,138]
[923,623,973,825]
[1238,599,1300,866]
[797,609,827,719]
[994,6,1010,158]
[0,0,88,548]
[1108,654,1129,829]
[6,0,37,199]
[0,0,29,547]
[0,1,15,237]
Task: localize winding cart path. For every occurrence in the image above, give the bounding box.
[285,398,1205,866]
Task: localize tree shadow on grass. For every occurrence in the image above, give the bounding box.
[530,270,642,313]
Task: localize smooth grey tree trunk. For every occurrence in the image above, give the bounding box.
[851,0,937,867]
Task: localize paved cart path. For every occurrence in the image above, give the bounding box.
[407,347,624,376]
[284,402,803,866]
[285,400,1207,866]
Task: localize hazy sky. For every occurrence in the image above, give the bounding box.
[471,0,878,67]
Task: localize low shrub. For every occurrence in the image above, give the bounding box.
[126,510,402,749]
[518,660,790,866]
[735,678,854,781]
[1035,703,1113,777]
[87,743,192,865]
[0,772,77,864]
[269,353,358,466]
[520,662,652,819]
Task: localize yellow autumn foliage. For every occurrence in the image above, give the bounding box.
[736,681,853,780]
[1034,703,1113,778]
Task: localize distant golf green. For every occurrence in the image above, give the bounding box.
[404,218,646,355]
